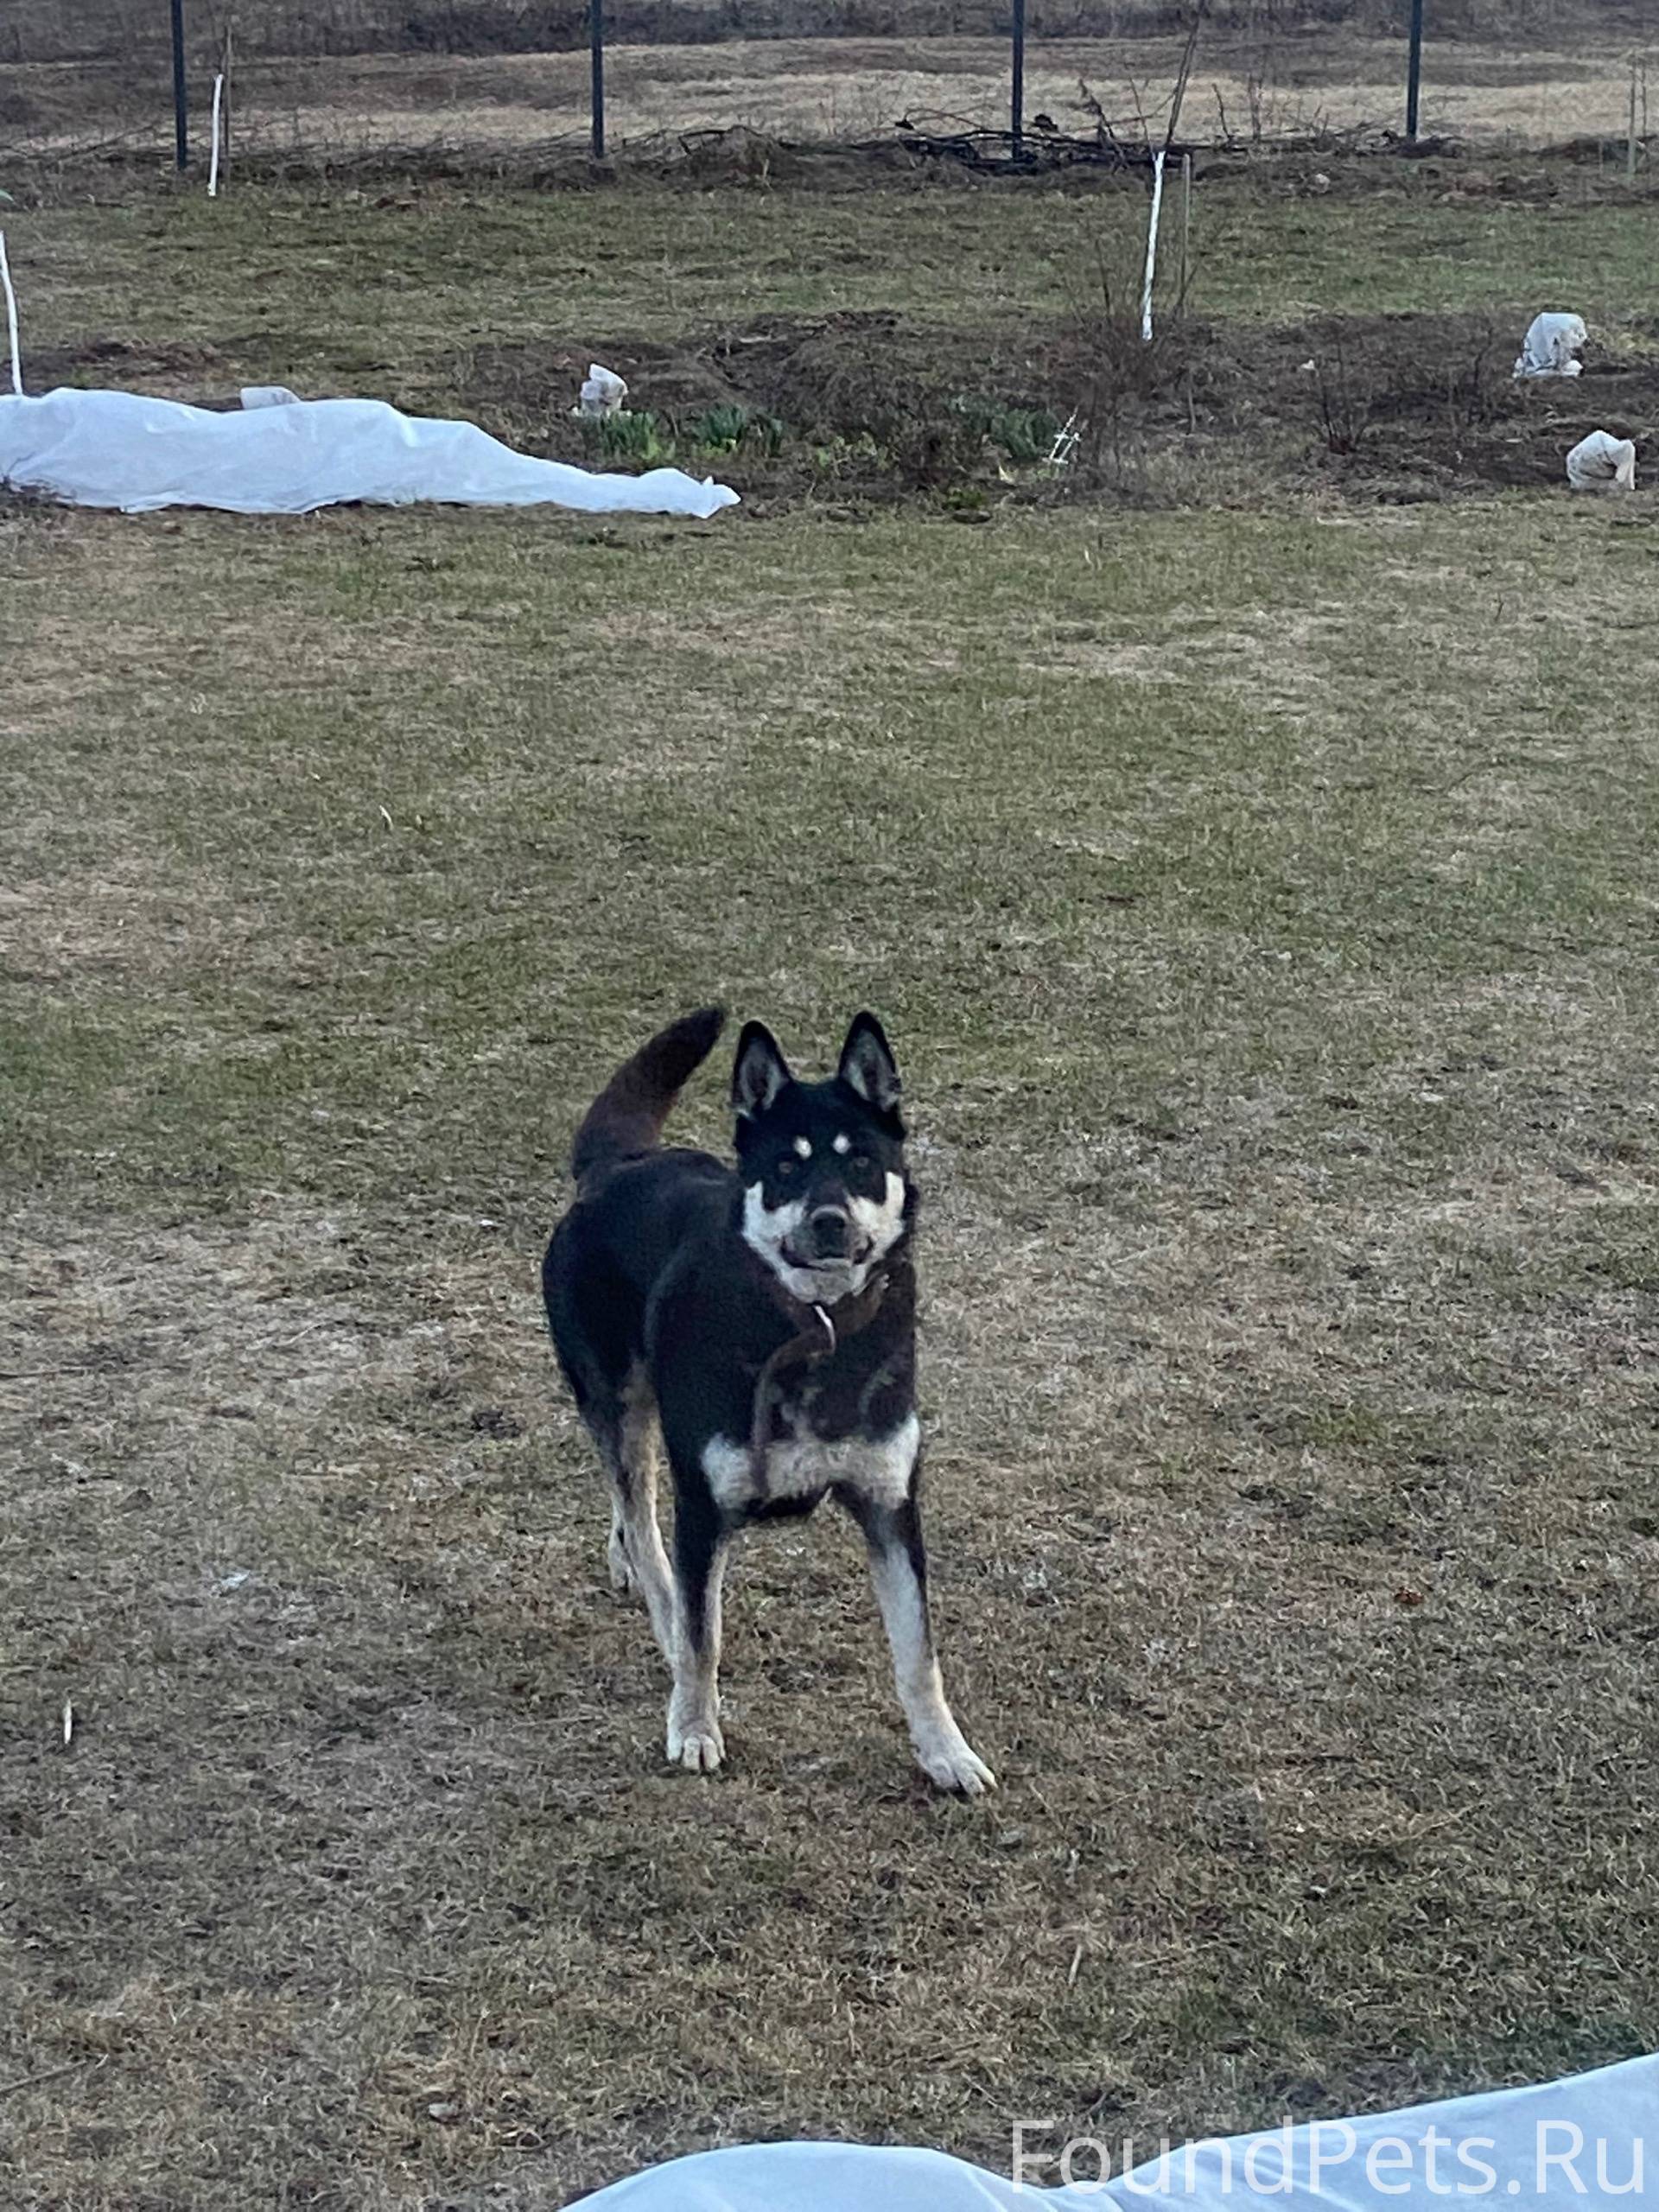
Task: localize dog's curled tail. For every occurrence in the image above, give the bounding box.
[569,1005,728,1183]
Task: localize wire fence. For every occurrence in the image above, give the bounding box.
[2,0,1653,177]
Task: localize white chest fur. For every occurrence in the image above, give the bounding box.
[702,1411,918,1513]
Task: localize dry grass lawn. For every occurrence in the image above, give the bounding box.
[3,171,1658,2211]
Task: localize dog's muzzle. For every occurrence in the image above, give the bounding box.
[781,1207,874,1294]
[804,1206,854,1262]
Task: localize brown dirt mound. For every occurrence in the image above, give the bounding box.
[460,308,1659,505]
[27,337,234,404]
[25,310,1657,508]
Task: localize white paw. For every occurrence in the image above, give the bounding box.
[914,1729,996,1796]
[666,1706,725,1774]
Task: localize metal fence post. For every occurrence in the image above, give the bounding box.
[1011,0,1025,152]
[1405,0,1424,141]
[170,0,188,168]
[590,0,606,160]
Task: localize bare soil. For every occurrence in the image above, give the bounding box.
[29,304,1655,509]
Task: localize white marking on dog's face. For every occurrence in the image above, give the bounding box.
[793,1136,813,1160]
[741,1181,808,1281]
[832,1134,851,1155]
[741,1170,907,1305]
[742,1184,850,1300]
[848,1172,907,1266]
[702,1411,918,1513]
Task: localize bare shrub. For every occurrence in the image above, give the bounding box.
[808,353,990,486]
[1305,317,1519,468]
[1313,335,1376,456]
[1440,324,1512,447]
[1055,200,1200,491]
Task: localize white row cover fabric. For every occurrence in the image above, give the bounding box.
[1514,313,1586,378]
[0,386,739,518]
[1567,430,1637,493]
[583,2054,1656,2211]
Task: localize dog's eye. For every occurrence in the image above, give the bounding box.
[775,1157,799,1179]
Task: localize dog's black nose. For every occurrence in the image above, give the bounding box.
[808,1206,853,1259]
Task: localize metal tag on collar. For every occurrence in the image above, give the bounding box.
[811,1303,836,1354]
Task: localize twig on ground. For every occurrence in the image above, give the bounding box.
[0,2056,108,2101]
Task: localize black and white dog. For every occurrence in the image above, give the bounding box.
[542,1007,994,1795]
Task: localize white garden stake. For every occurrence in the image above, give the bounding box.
[0,231,21,396]
[208,73,225,197]
[1630,54,1639,184]
[1141,147,1167,344]
[1046,409,1081,473]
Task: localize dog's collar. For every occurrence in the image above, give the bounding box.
[747,1268,890,1500]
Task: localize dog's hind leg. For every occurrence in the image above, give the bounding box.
[601,1369,678,1665]
[545,1240,679,1664]
[565,1359,677,1664]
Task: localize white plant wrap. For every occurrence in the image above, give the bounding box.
[1514,312,1587,378]
[0,387,740,518]
[578,2055,1657,2211]
[579,363,630,416]
[1566,429,1637,493]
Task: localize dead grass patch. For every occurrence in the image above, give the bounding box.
[3,185,1658,2210]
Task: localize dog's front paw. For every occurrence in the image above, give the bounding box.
[666,1703,725,1775]
[914,1726,996,1796]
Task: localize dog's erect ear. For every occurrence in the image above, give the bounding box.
[732,1021,792,1122]
[836,1011,901,1115]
